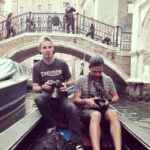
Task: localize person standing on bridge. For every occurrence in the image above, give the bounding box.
[51,13,62,31]
[65,2,76,33]
[5,13,16,39]
[73,55,122,150]
[32,36,84,150]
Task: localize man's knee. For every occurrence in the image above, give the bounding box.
[90,111,101,122]
[67,101,78,112]
[106,109,119,122]
[35,94,47,107]
[111,110,118,118]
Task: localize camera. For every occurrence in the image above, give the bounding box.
[50,80,63,99]
[94,98,105,107]
[94,97,109,111]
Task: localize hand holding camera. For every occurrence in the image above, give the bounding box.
[50,80,65,100]
[94,97,109,111]
[41,81,53,91]
[60,82,67,92]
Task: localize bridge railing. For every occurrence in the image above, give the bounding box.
[0,12,131,51]
[76,13,122,47]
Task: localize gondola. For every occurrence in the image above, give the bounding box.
[0,106,149,150]
[0,58,29,122]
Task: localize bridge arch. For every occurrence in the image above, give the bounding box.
[4,40,128,93]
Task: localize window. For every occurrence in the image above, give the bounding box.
[63,2,66,8]
[19,6,24,14]
[48,4,52,12]
[37,5,42,11]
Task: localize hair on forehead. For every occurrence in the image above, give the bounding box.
[38,36,53,48]
[89,55,104,67]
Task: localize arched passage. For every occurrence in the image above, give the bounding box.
[4,41,128,93]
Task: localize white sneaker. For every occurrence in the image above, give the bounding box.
[47,126,56,133]
[75,144,84,150]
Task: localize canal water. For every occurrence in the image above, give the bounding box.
[112,95,150,133]
[0,92,150,134]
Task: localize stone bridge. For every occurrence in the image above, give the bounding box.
[0,32,131,93]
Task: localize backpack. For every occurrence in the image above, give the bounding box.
[32,129,69,150]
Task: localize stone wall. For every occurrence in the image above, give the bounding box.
[128,83,150,102]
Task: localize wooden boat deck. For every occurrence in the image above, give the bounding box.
[0,108,150,150]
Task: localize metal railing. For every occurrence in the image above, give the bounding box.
[0,12,131,51]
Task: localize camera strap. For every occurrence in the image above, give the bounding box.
[87,74,104,98]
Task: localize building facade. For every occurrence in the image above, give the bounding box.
[78,0,150,95]
[0,0,5,21]
[11,0,77,16]
[128,0,150,95]
[79,0,132,32]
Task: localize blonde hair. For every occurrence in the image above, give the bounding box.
[38,36,53,49]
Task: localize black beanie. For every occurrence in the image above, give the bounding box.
[89,55,104,67]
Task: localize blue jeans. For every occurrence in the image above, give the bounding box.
[35,92,82,144]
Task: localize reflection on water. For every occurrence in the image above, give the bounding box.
[112,96,150,133]
[0,93,150,134]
